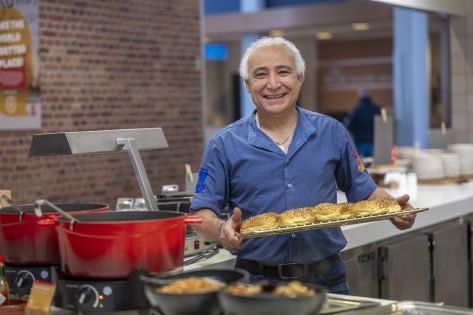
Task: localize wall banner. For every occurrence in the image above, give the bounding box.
[0,0,40,130]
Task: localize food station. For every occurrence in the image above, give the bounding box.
[0,128,205,313]
[0,129,471,315]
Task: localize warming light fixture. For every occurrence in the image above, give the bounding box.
[352,23,370,31]
[316,32,332,40]
[270,29,285,37]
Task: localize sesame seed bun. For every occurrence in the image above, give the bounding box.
[370,197,401,214]
[311,203,345,222]
[278,207,314,227]
[240,212,280,234]
[346,200,377,216]
[347,197,401,216]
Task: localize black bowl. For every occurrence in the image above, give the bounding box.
[141,268,248,315]
[218,282,327,315]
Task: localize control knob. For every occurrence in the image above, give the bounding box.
[15,270,35,289]
[77,285,99,309]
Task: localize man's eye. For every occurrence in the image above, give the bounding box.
[254,73,266,78]
[279,70,290,75]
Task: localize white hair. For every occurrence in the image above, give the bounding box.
[239,37,306,80]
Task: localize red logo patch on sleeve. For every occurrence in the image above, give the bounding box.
[353,149,365,172]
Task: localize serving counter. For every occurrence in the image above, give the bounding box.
[187,181,473,270]
[342,181,473,250]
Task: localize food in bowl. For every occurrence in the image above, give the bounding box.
[225,281,316,297]
[273,281,316,297]
[225,283,263,296]
[157,276,225,294]
[219,281,326,315]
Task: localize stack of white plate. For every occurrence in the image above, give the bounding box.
[439,152,461,178]
[423,148,445,155]
[398,146,420,160]
[447,143,473,176]
[412,152,444,180]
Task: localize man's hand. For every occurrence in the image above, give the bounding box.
[390,194,416,230]
[219,207,243,252]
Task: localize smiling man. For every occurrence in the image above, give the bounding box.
[190,37,415,294]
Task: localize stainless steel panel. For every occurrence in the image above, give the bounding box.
[379,233,431,302]
[374,115,393,165]
[342,244,379,298]
[29,128,168,156]
[320,295,380,314]
[432,222,469,307]
[393,301,473,315]
[465,214,473,308]
[342,301,473,315]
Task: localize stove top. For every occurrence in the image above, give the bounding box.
[54,269,151,312]
[5,264,56,298]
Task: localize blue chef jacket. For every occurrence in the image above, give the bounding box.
[191,107,377,265]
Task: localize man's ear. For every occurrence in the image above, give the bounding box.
[297,74,304,84]
[244,79,250,91]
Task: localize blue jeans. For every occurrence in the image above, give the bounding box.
[243,257,349,295]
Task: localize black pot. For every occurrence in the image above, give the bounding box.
[218,282,327,315]
[141,268,248,315]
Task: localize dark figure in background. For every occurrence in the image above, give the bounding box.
[345,91,381,157]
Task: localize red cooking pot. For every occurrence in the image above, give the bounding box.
[55,211,202,279]
[0,203,108,264]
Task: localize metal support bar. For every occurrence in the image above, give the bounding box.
[117,138,159,211]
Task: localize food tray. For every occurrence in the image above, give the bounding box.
[241,208,428,238]
[320,296,380,314]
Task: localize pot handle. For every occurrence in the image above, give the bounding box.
[0,194,24,222]
[35,199,80,230]
[184,215,203,225]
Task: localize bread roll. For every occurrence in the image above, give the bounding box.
[311,203,345,222]
[346,200,377,216]
[240,212,279,234]
[279,207,314,227]
[347,197,401,216]
[371,197,401,214]
[337,202,354,219]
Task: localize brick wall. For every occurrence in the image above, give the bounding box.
[0,0,203,207]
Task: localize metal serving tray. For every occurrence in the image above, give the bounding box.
[320,296,380,314]
[393,301,473,315]
[346,301,473,315]
[241,208,428,238]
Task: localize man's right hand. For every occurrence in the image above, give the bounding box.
[219,207,242,252]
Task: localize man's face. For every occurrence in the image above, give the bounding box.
[244,45,303,116]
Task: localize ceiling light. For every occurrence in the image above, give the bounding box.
[316,32,332,40]
[352,23,370,31]
[270,29,285,37]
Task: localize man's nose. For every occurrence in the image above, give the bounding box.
[266,73,280,89]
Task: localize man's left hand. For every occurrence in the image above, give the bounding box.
[390,194,416,230]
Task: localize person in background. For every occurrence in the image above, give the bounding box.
[190,37,415,294]
[345,90,381,157]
